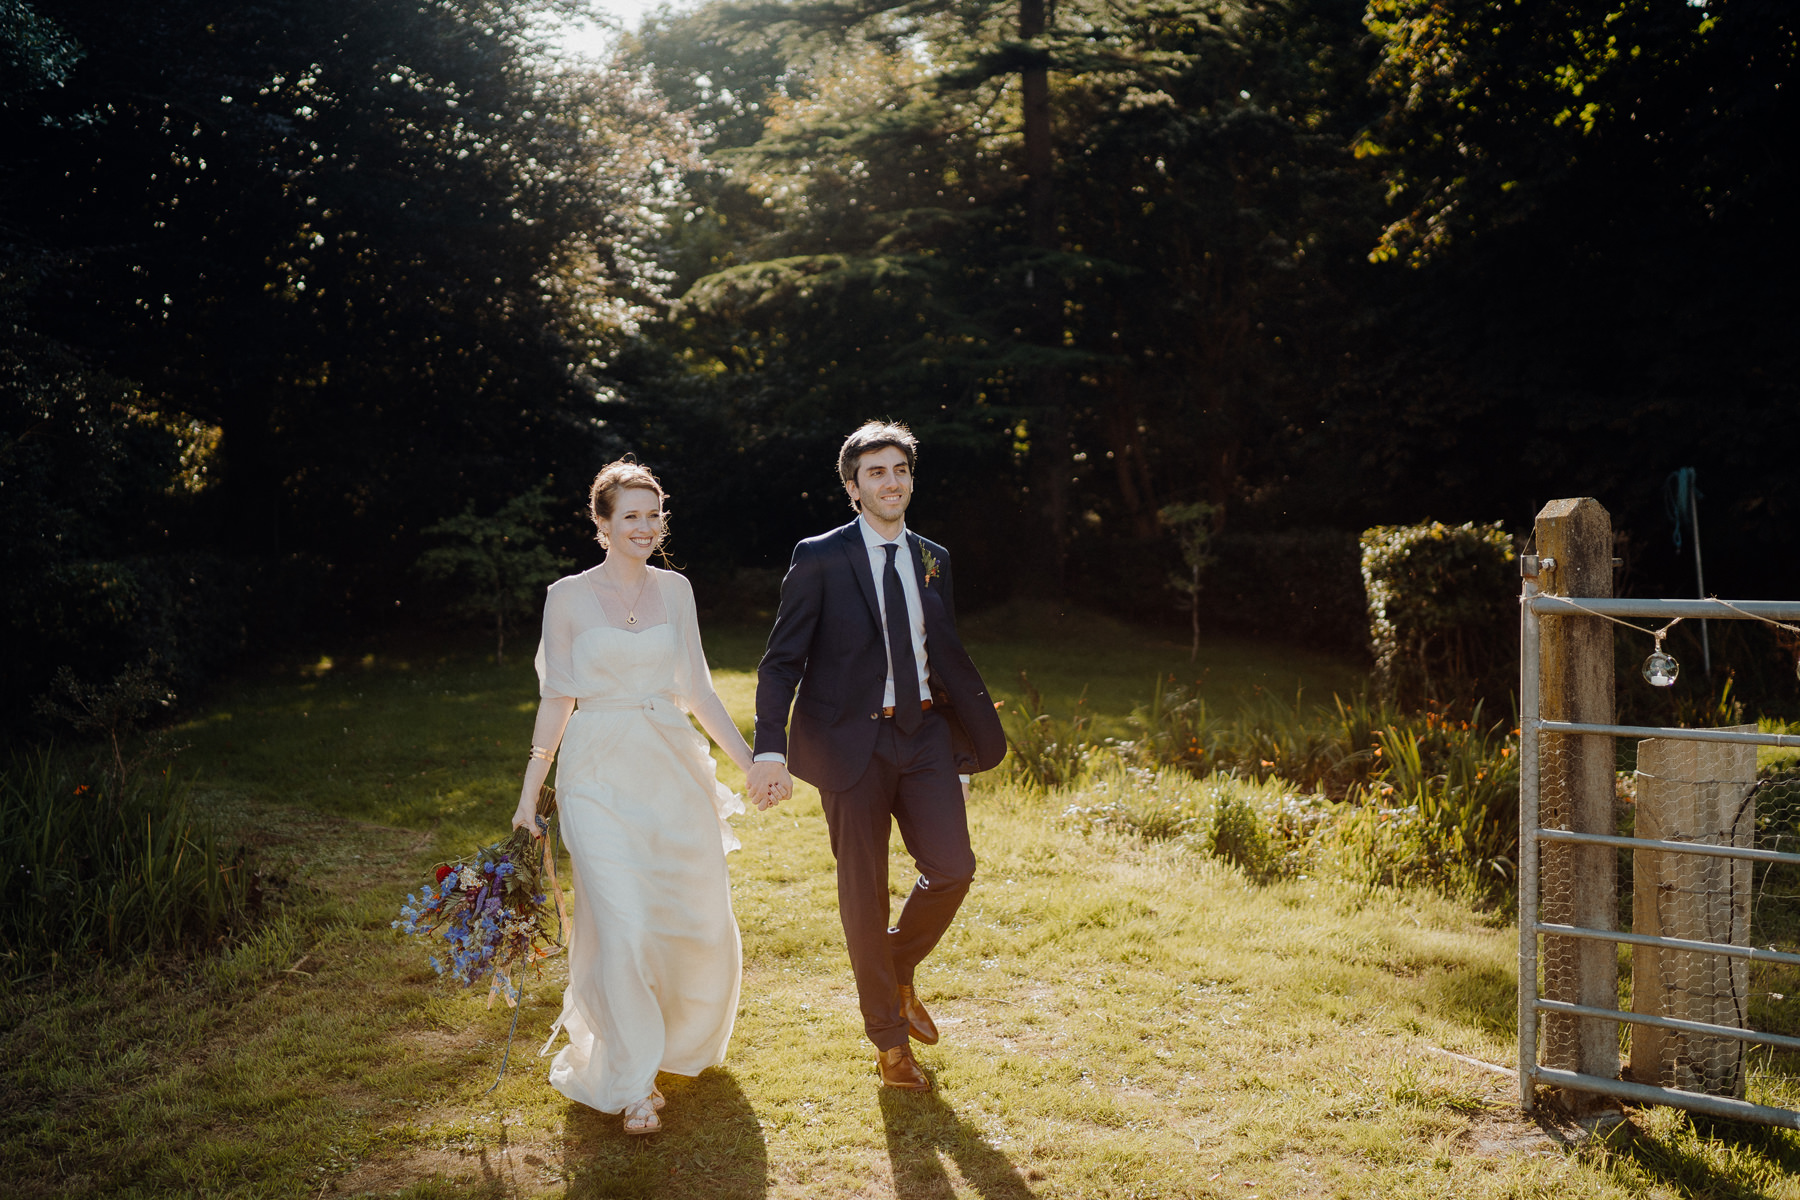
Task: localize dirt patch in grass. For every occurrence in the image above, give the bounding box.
[336,1130,563,1198]
[1459,1109,1566,1158]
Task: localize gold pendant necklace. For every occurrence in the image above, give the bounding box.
[606,560,651,626]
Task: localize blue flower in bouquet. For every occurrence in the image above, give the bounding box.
[395,826,564,998]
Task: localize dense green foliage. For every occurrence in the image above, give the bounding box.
[1361,521,1517,709]
[1336,0,1799,576]
[1,0,685,725]
[1008,680,1522,893]
[4,0,1798,727]
[0,752,258,971]
[618,0,1797,626]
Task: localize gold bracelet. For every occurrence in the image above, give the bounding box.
[528,745,554,764]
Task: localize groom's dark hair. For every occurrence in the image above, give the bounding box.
[838,421,918,511]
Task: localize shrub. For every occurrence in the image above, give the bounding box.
[1199,529,1369,653]
[1041,680,1521,895]
[1206,786,1278,879]
[3,552,246,736]
[1360,521,1516,710]
[0,750,259,975]
[1001,671,1097,791]
[1126,682,1385,796]
[1057,766,1297,880]
[416,484,572,666]
[1342,704,1521,890]
[33,656,176,791]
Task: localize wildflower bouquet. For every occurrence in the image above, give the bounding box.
[394,822,565,1009]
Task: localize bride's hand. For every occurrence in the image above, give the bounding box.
[746,760,790,811]
[512,796,541,837]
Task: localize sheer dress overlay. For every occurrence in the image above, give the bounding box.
[534,566,744,1113]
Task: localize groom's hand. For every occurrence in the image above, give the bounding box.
[747,760,792,811]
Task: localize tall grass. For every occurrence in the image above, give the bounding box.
[1057,765,1316,880]
[1002,671,1097,789]
[0,750,259,976]
[1359,709,1519,884]
[1002,679,1520,895]
[1125,681,1383,793]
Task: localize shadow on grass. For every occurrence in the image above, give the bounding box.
[879,1086,1036,1200]
[561,1067,767,1200]
[1591,1113,1800,1199]
[1427,961,1516,1038]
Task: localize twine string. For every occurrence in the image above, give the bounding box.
[1536,592,1800,647]
[1709,596,1800,638]
[483,1000,524,1097]
[1531,593,1683,645]
[1526,597,1800,680]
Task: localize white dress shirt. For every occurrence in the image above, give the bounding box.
[858,515,931,708]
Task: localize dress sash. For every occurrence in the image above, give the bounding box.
[577,694,676,712]
[564,693,746,855]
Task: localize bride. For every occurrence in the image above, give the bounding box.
[511,459,766,1135]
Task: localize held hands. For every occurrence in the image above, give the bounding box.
[745,760,793,811]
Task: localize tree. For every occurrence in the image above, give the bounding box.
[642,0,1378,610]
[1333,0,1800,602]
[706,0,1094,586]
[34,657,177,793]
[416,486,573,665]
[0,0,81,111]
[2,1,699,724]
[1159,502,1218,662]
[10,0,690,602]
[0,268,240,727]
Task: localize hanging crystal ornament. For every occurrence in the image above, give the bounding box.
[1642,633,1680,688]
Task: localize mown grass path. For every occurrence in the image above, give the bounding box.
[5,618,1797,1198]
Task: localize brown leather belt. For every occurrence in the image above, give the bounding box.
[880,699,933,718]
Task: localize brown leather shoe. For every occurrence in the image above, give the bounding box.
[897,984,939,1045]
[878,1045,932,1091]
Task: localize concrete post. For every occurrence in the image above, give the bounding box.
[1629,733,1756,1095]
[1535,497,1619,1111]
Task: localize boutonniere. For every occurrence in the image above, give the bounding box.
[920,547,941,588]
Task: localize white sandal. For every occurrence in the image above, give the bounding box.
[623,1095,662,1136]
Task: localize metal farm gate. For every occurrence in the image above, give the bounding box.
[1518,499,1800,1127]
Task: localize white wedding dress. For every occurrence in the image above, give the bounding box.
[534,566,744,1113]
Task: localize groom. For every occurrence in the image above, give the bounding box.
[748,421,1006,1090]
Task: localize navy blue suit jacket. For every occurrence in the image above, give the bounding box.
[754,521,1008,793]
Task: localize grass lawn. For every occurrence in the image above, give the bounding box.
[705,602,1367,740]
[4,614,1798,1198]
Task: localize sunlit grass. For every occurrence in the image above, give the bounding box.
[1759,716,1800,776]
[706,598,1366,740]
[3,627,1797,1197]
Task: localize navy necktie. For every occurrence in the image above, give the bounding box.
[882,543,922,733]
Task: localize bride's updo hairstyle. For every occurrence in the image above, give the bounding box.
[588,458,668,552]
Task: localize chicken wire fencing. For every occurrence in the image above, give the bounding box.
[1519,589,1800,1128]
